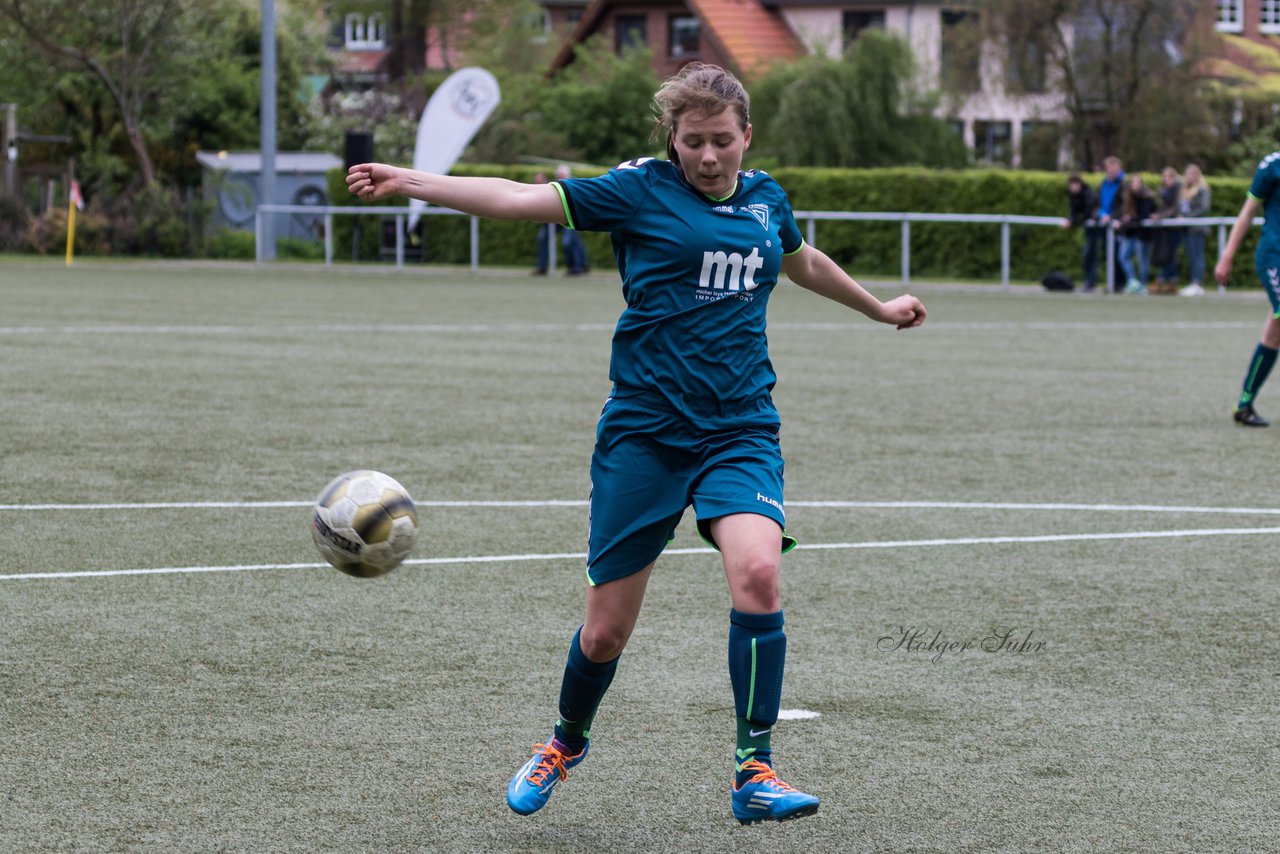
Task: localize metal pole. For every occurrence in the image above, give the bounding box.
[470,216,479,271]
[259,0,277,261]
[395,214,404,268]
[324,213,333,267]
[900,217,910,284]
[255,209,263,264]
[1000,220,1010,290]
[806,217,815,249]
[1,103,16,195]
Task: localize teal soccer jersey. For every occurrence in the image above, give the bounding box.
[553,158,804,430]
[1249,151,1280,310]
[1249,150,1280,256]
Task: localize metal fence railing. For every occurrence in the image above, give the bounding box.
[255,204,1255,292]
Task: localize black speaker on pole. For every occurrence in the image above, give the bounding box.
[344,132,374,261]
[344,131,374,169]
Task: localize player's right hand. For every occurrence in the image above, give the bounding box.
[1214,255,1232,287]
[346,163,399,201]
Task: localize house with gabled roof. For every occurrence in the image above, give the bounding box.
[548,0,806,78]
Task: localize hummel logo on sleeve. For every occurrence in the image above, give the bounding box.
[616,157,655,170]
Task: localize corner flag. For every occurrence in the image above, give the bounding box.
[65,180,84,267]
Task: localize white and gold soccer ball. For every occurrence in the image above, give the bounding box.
[311,470,419,578]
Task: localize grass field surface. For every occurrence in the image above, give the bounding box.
[1,259,1276,853]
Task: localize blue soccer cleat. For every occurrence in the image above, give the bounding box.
[506,738,588,815]
[731,759,820,824]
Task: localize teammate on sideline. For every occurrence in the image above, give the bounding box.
[347,63,926,824]
[1216,151,1280,427]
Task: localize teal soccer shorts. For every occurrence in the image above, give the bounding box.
[585,392,797,586]
[1258,249,1280,316]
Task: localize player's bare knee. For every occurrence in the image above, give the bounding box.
[728,554,781,610]
[579,622,629,662]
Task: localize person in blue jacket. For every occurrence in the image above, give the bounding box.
[1083,155,1125,291]
[346,63,926,824]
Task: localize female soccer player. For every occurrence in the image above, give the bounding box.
[347,63,926,824]
[1216,151,1280,427]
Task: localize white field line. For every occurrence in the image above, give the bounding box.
[0,320,1258,337]
[6,499,1280,515]
[5,525,1280,582]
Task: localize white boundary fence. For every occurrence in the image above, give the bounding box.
[256,204,1252,292]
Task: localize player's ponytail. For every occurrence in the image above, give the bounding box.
[652,63,750,166]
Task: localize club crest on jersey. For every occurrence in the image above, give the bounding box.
[740,204,769,230]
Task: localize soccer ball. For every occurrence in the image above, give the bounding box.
[311,470,419,578]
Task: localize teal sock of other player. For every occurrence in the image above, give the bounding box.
[553,626,618,753]
[1239,343,1279,408]
[728,609,785,786]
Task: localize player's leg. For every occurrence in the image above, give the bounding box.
[692,426,817,824]
[1234,314,1280,426]
[556,565,654,751]
[508,395,689,815]
[711,513,819,824]
[507,566,653,816]
[1235,261,1280,426]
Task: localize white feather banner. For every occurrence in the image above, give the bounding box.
[408,67,501,232]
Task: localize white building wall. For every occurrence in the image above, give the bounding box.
[781,2,1071,167]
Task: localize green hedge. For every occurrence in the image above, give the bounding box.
[768,167,1253,283]
[325,165,615,272]
[326,165,1257,284]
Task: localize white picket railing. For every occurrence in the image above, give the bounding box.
[255,203,1253,292]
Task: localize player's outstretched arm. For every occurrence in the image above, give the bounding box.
[782,243,925,330]
[1215,196,1261,286]
[345,163,567,224]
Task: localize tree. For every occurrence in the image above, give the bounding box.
[457,4,661,165]
[749,30,969,169]
[0,0,194,188]
[975,0,1216,170]
[0,0,327,196]
[533,39,662,164]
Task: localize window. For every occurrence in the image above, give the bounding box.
[941,10,981,93]
[842,10,885,49]
[526,8,551,43]
[344,13,385,50]
[669,15,700,58]
[1264,0,1280,34]
[1020,121,1062,170]
[974,120,1012,165]
[1216,0,1243,33]
[1006,38,1047,94]
[616,15,648,53]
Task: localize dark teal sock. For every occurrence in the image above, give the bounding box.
[1240,344,1278,409]
[728,609,785,785]
[553,626,618,752]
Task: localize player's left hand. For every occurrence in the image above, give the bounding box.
[881,294,926,329]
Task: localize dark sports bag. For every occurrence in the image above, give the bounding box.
[1041,270,1074,291]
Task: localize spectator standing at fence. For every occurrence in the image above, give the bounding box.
[1178,164,1212,297]
[556,164,591,275]
[1149,166,1182,294]
[1116,173,1155,295]
[1215,152,1280,426]
[1060,173,1093,292]
[1063,172,1094,231]
[1081,156,1125,292]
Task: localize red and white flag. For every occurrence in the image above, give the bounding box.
[69,180,84,210]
